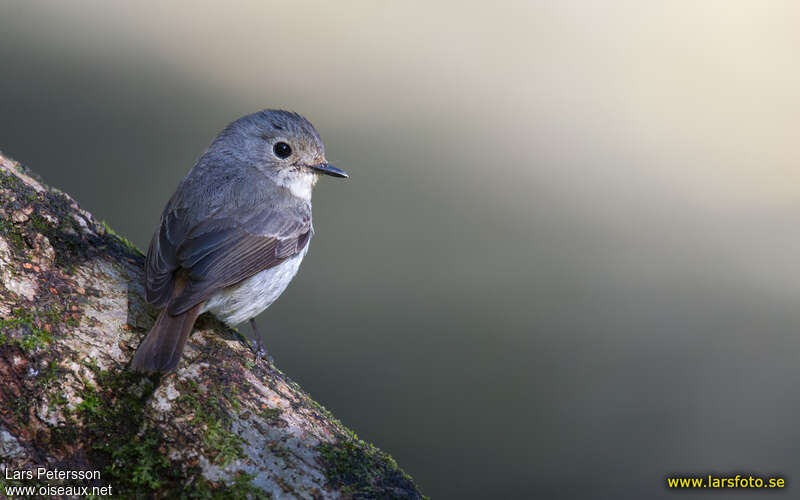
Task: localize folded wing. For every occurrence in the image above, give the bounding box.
[144,179,312,315]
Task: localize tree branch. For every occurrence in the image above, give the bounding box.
[0,152,424,499]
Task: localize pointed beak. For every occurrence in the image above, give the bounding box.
[310,162,348,178]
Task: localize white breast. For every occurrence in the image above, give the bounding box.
[200,243,309,326]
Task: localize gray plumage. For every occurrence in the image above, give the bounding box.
[130,110,347,373]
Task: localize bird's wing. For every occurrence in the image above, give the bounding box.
[144,180,312,315]
[145,205,185,308]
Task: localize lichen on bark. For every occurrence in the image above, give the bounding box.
[0,152,424,499]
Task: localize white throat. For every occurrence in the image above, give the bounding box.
[273,169,318,200]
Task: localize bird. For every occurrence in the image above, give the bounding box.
[129,110,347,373]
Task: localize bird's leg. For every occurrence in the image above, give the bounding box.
[249,318,272,364]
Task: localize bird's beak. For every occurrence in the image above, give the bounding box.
[310,162,348,178]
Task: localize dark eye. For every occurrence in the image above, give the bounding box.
[273,141,292,159]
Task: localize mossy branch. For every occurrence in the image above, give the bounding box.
[0,153,424,499]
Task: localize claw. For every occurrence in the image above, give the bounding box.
[249,319,274,365]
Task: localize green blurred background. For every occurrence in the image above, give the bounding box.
[1,1,799,498]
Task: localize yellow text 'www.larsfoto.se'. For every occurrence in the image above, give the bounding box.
[666,474,785,489]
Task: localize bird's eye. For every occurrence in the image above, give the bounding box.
[273,141,292,159]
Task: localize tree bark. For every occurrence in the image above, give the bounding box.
[0,153,425,499]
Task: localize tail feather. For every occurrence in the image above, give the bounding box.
[130,303,202,373]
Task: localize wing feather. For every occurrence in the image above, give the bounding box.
[144,171,312,315]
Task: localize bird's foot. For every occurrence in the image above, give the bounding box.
[252,338,274,366]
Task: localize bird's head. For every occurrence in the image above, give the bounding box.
[213,109,347,199]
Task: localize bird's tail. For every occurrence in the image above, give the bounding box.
[130,275,202,373]
[129,304,201,373]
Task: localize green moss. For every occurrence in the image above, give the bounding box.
[318,436,425,500]
[227,385,242,412]
[227,472,271,499]
[76,371,263,496]
[48,390,70,415]
[44,307,62,325]
[77,387,103,417]
[0,307,53,351]
[267,372,426,497]
[0,171,34,253]
[203,420,246,466]
[189,471,271,499]
[37,359,60,386]
[111,430,171,490]
[260,407,283,422]
[177,380,246,466]
[0,167,24,191]
[10,395,30,423]
[75,366,263,497]
[48,423,79,451]
[76,367,183,496]
[28,213,50,233]
[0,476,26,491]
[0,303,85,353]
[101,220,142,254]
[0,166,143,274]
[0,217,26,253]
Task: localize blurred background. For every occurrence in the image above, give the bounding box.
[1,1,799,498]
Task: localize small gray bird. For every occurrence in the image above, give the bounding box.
[130,110,347,373]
